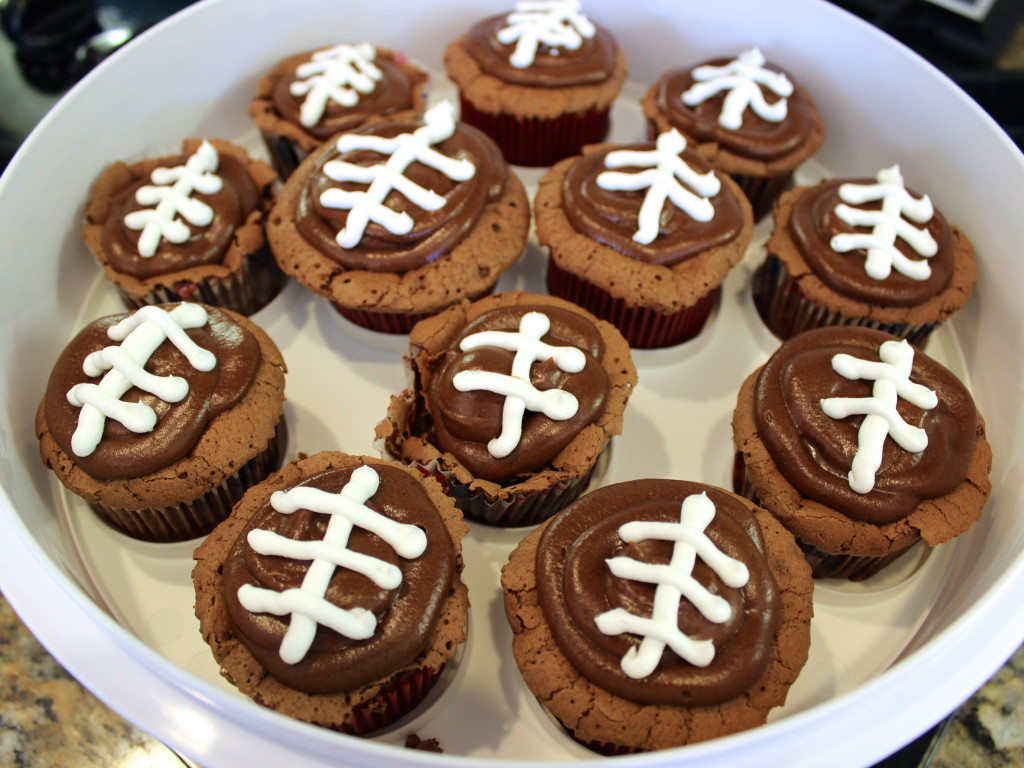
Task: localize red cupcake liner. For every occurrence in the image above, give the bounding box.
[751,255,939,346]
[341,664,444,736]
[117,243,287,317]
[458,96,610,167]
[90,419,287,543]
[547,259,719,349]
[731,451,921,582]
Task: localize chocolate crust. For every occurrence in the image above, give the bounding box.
[732,366,993,556]
[266,140,530,316]
[534,147,753,314]
[35,307,287,512]
[500,484,813,752]
[82,138,280,299]
[248,47,429,155]
[443,35,628,121]
[376,290,637,503]
[192,451,469,730]
[764,185,978,326]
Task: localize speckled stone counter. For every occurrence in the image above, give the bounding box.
[1,588,1021,767]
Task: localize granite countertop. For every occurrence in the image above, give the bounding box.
[3,9,1024,768]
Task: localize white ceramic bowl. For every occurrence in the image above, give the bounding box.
[2,1,1022,766]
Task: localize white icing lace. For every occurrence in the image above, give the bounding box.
[236,465,428,664]
[290,43,383,128]
[820,339,938,494]
[65,303,217,458]
[682,48,792,130]
[451,311,586,459]
[830,165,938,281]
[596,129,721,244]
[123,140,223,258]
[497,0,596,69]
[319,101,475,248]
[594,493,750,679]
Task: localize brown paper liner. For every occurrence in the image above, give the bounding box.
[547,259,719,349]
[117,243,287,318]
[258,130,311,181]
[89,419,287,542]
[330,285,496,336]
[459,96,611,167]
[731,451,920,581]
[751,256,939,347]
[392,449,606,528]
[341,664,444,736]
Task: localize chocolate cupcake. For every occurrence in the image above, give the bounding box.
[535,129,754,348]
[376,290,637,527]
[193,451,469,735]
[443,0,628,166]
[36,302,287,542]
[752,165,978,346]
[732,326,992,581]
[249,42,429,179]
[267,102,530,334]
[83,138,285,316]
[642,48,824,220]
[501,479,814,753]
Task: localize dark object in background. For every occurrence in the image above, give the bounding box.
[0,0,193,92]
[830,0,1024,148]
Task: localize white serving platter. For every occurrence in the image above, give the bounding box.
[1,1,1023,767]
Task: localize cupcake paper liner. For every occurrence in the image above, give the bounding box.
[117,243,287,318]
[258,130,311,181]
[751,255,939,346]
[330,285,496,336]
[90,419,287,543]
[731,170,794,222]
[547,259,719,349]
[459,96,611,167]
[731,451,921,582]
[341,664,444,736]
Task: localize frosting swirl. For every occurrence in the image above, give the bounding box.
[42,304,260,480]
[461,8,617,88]
[428,304,610,484]
[271,46,418,141]
[220,463,456,694]
[562,137,746,266]
[537,480,779,706]
[295,114,507,273]
[754,326,978,524]
[653,55,816,162]
[99,146,262,279]
[788,175,955,306]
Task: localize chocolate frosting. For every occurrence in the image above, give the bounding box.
[295,118,507,273]
[100,151,261,279]
[220,463,456,695]
[461,13,618,88]
[562,142,746,266]
[272,50,417,141]
[654,61,815,162]
[42,304,260,480]
[537,480,779,706]
[428,304,610,484]
[755,326,978,524]
[788,178,955,306]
